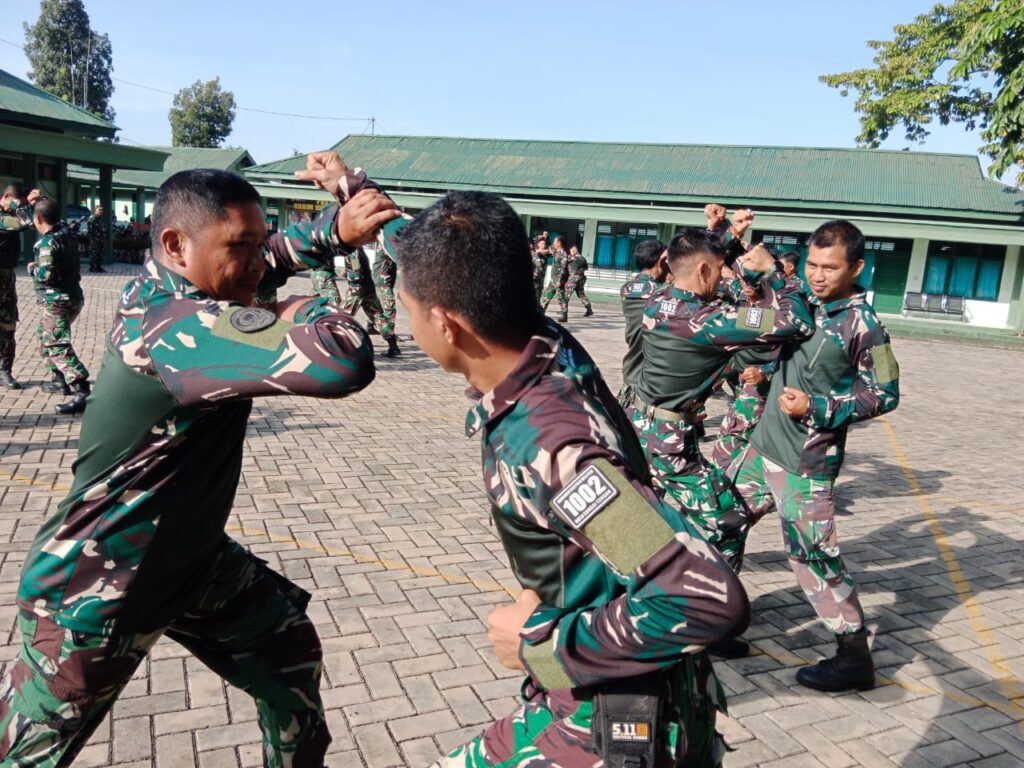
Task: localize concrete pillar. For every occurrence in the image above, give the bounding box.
[656,222,676,244]
[134,187,146,223]
[276,199,290,232]
[581,218,598,261]
[100,166,113,263]
[997,245,1020,303]
[905,237,929,292]
[522,213,532,238]
[20,152,38,259]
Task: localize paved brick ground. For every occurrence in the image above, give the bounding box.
[1,264,1022,768]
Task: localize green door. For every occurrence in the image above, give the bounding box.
[871,252,911,314]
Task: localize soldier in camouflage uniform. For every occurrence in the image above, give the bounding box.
[26,198,91,414]
[709,353,775,472]
[392,191,748,768]
[540,236,570,322]
[530,238,548,302]
[0,163,399,767]
[372,249,401,356]
[626,230,814,579]
[86,205,107,272]
[563,244,593,317]
[617,238,667,405]
[0,184,38,389]
[732,220,900,692]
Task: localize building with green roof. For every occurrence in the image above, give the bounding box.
[68,145,256,223]
[0,67,167,261]
[247,134,1024,330]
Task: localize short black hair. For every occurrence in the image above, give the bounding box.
[396,191,541,347]
[666,228,725,270]
[151,169,262,253]
[780,250,801,267]
[34,198,60,226]
[633,239,666,270]
[3,184,27,199]
[808,220,864,265]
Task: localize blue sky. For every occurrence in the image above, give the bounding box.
[0,0,1005,176]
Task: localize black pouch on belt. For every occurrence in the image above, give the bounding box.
[592,671,665,768]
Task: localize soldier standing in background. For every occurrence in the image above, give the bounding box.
[618,239,668,404]
[530,238,548,302]
[87,204,107,273]
[0,184,40,390]
[539,234,570,322]
[27,198,91,415]
[564,244,593,317]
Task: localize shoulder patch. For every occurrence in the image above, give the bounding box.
[230,307,276,333]
[872,342,899,385]
[659,298,680,315]
[551,464,619,529]
[737,306,776,332]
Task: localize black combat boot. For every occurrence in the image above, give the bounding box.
[796,628,875,692]
[384,337,401,358]
[0,360,21,390]
[55,380,90,415]
[708,636,750,659]
[559,313,568,323]
[367,324,379,336]
[584,306,594,317]
[40,370,70,394]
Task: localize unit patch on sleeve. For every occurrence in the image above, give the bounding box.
[230,307,277,333]
[738,305,776,332]
[551,464,619,529]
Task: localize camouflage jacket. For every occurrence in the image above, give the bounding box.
[29,222,83,302]
[619,272,665,388]
[17,203,376,636]
[531,252,547,283]
[635,270,814,413]
[87,213,106,243]
[344,247,374,293]
[568,253,588,276]
[0,201,32,269]
[750,290,900,480]
[466,320,748,691]
[550,248,570,286]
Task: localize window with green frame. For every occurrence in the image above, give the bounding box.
[924,242,1004,301]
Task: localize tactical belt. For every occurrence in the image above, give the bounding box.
[629,392,700,425]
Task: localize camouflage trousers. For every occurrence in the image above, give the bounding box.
[626,405,747,570]
[533,276,545,304]
[434,663,725,768]
[731,446,864,636]
[375,280,397,337]
[564,275,591,309]
[0,539,330,768]
[87,242,104,270]
[709,381,768,473]
[541,280,568,317]
[35,297,88,386]
[0,267,17,365]
[310,268,395,340]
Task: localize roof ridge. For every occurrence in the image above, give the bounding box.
[0,67,115,130]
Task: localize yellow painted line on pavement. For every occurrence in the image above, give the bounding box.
[0,472,69,494]
[880,415,1024,719]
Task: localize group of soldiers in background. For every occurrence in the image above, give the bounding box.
[532,231,593,321]
[0,184,91,414]
[616,202,900,694]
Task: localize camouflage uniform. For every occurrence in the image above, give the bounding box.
[0,202,33,378]
[436,320,749,768]
[540,248,570,318]
[312,248,396,341]
[372,251,398,336]
[0,177,379,767]
[626,270,814,569]
[734,290,900,635]
[617,271,664,404]
[86,214,106,271]
[564,252,592,312]
[708,351,775,473]
[531,250,547,302]
[28,222,89,387]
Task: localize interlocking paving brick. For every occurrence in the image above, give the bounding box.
[0,267,1022,766]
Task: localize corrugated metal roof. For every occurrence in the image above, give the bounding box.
[0,67,115,137]
[69,145,255,188]
[246,135,1024,218]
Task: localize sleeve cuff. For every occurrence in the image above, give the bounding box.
[333,168,371,204]
[520,635,576,691]
[802,396,829,428]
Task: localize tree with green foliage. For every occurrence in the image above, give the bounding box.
[821,0,1023,186]
[169,78,236,148]
[23,0,115,123]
